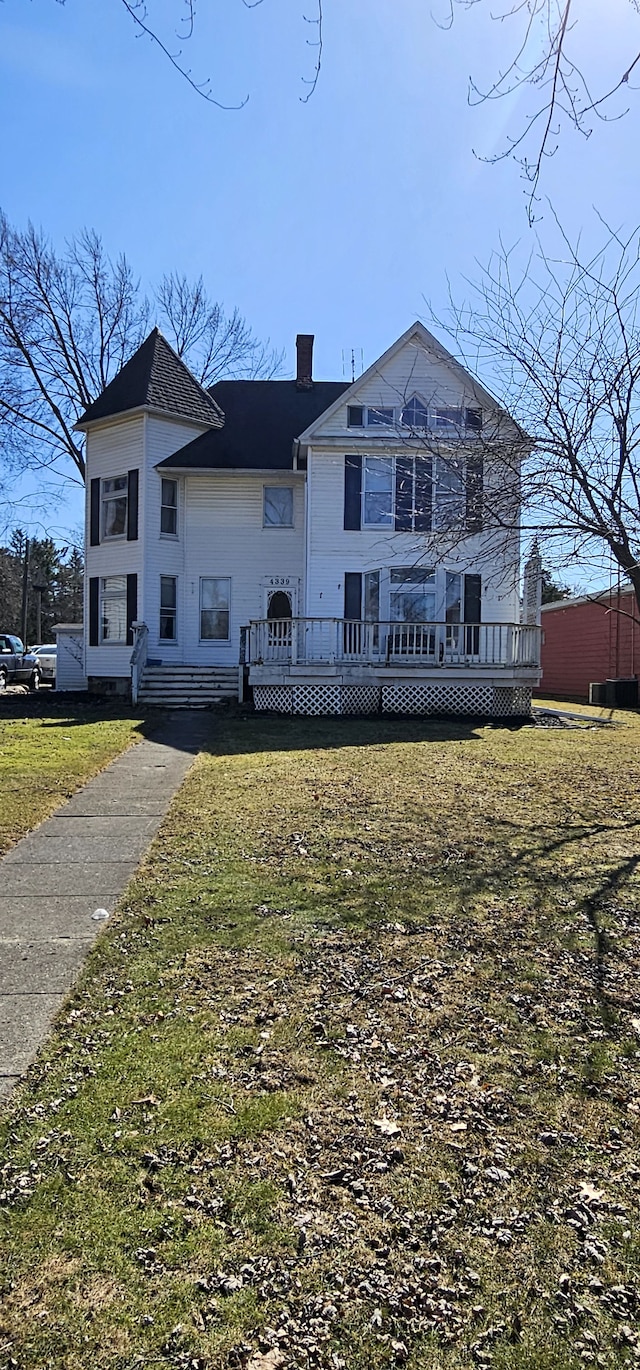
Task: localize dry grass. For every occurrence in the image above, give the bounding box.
[1,707,639,1369]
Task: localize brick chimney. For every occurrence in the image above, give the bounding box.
[296,334,314,389]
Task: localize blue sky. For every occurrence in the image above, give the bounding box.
[1,0,640,570]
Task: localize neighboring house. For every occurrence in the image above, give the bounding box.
[77,321,541,715]
[540,586,638,702]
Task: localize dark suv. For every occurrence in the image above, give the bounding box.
[0,635,41,691]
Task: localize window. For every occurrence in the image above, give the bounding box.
[433,457,465,530]
[445,571,462,624]
[160,576,177,640]
[200,577,230,640]
[430,406,483,435]
[363,457,393,526]
[347,405,364,427]
[101,477,128,539]
[367,406,395,426]
[100,576,127,642]
[161,479,178,535]
[263,486,294,527]
[401,396,429,428]
[389,567,436,623]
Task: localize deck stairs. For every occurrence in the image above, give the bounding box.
[137,664,239,709]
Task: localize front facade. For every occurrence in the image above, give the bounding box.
[79,323,541,716]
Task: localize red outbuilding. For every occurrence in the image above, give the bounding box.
[539,585,638,702]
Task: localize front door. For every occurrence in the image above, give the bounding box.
[265,586,296,659]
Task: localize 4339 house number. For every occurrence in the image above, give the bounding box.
[269,577,291,586]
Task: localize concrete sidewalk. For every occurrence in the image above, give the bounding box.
[0,711,212,1100]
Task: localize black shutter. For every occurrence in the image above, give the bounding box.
[464,573,481,654]
[344,455,362,530]
[414,456,433,532]
[90,479,100,546]
[126,573,137,646]
[344,572,362,620]
[127,469,139,541]
[466,454,483,533]
[89,577,99,646]
[395,458,413,532]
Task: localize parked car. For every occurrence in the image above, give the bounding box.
[29,644,57,684]
[0,635,41,691]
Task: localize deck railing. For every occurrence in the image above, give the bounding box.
[249,619,540,669]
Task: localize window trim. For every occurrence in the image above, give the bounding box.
[263,485,295,529]
[99,575,128,644]
[159,575,178,642]
[160,478,178,538]
[199,576,231,643]
[101,476,128,541]
[347,405,364,428]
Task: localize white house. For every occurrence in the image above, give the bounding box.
[78,321,541,715]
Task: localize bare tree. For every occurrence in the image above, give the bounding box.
[441,0,640,220]
[0,211,283,493]
[430,215,640,616]
[157,273,283,385]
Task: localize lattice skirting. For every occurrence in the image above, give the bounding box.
[253,684,532,717]
[382,685,532,716]
[340,686,382,714]
[253,686,293,713]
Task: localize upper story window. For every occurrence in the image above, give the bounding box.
[361,455,466,531]
[363,457,394,526]
[401,396,429,428]
[102,477,128,539]
[366,406,395,426]
[161,479,178,535]
[264,486,294,527]
[347,405,395,428]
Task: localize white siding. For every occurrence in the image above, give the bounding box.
[55,627,87,691]
[142,415,210,658]
[84,416,145,678]
[306,448,520,623]
[310,336,485,437]
[178,474,305,663]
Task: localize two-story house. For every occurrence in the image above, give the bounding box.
[77,321,541,714]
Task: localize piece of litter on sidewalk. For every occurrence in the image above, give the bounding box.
[91,908,110,921]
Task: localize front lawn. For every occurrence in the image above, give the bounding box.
[0,700,148,855]
[1,709,639,1369]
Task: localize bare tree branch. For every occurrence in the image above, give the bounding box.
[443,0,640,221]
[427,215,640,612]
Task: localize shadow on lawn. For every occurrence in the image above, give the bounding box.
[204,709,502,755]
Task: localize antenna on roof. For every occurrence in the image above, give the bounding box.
[342,348,364,382]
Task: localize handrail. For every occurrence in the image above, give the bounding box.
[248,618,541,669]
[130,621,148,704]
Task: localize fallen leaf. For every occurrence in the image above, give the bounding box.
[373,1117,402,1136]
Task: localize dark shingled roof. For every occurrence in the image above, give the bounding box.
[77,328,224,429]
[155,379,349,471]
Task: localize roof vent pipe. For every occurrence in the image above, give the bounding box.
[296,334,314,389]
